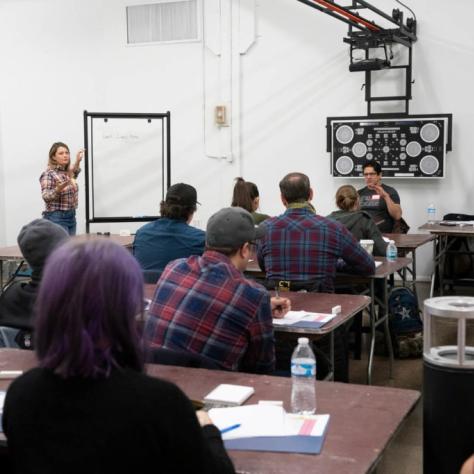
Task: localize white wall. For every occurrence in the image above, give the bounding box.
[0,0,473,279]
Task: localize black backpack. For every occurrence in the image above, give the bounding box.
[388,287,423,358]
[443,213,474,221]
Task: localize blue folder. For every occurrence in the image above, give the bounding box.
[289,320,327,329]
[224,427,329,454]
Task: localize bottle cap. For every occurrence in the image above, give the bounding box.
[298,337,309,344]
[390,240,395,244]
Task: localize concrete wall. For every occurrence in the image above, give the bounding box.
[0,0,473,279]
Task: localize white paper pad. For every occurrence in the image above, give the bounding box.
[0,391,5,414]
[204,384,255,406]
[209,404,330,440]
[273,310,336,326]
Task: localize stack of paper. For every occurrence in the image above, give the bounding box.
[0,391,6,433]
[203,384,255,407]
[209,404,330,454]
[273,310,336,328]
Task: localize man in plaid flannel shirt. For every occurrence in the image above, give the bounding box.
[144,207,291,373]
[257,172,375,293]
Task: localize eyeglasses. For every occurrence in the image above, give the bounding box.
[363,172,377,177]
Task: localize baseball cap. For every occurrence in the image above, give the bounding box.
[165,183,199,207]
[206,207,266,248]
[17,219,69,275]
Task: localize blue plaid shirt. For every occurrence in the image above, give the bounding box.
[144,251,275,373]
[257,208,375,292]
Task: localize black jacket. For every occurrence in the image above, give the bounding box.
[0,279,38,348]
[4,368,235,474]
[327,210,388,256]
[0,279,38,330]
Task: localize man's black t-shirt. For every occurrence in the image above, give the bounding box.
[358,184,401,233]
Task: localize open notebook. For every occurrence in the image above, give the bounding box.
[209,404,330,454]
[273,310,337,328]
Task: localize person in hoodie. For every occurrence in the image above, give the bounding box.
[0,219,69,348]
[327,184,387,256]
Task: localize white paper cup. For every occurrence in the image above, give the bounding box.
[360,239,374,254]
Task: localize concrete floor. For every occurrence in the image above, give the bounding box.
[350,342,423,473]
[349,282,474,474]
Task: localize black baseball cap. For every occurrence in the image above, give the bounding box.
[165,183,200,207]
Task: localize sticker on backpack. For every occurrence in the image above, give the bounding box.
[388,287,423,358]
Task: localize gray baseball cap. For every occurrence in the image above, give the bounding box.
[206,207,266,248]
[17,219,69,274]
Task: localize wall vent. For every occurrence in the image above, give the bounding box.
[127,0,198,45]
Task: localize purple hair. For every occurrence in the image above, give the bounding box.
[35,239,144,378]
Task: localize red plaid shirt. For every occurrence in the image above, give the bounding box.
[145,251,275,373]
[40,166,80,212]
[257,208,375,292]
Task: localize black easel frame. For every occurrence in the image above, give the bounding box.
[83,111,171,233]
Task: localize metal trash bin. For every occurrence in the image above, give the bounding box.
[423,296,474,474]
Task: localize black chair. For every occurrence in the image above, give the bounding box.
[392,217,410,234]
[142,270,161,284]
[145,346,222,370]
[263,278,326,293]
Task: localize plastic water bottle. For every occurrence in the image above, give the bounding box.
[427,203,436,224]
[386,239,398,262]
[291,337,316,414]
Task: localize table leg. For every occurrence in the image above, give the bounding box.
[328,331,334,382]
[430,236,438,298]
[412,250,418,298]
[382,277,394,379]
[367,279,376,385]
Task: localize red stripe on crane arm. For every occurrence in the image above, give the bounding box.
[311,0,381,31]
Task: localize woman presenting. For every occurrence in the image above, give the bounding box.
[40,142,83,235]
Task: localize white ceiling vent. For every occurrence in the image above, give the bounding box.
[126,0,199,45]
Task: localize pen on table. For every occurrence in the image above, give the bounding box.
[273,284,283,313]
[220,423,241,435]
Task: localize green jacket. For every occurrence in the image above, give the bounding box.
[252,211,270,225]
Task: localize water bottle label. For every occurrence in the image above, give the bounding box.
[291,362,316,377]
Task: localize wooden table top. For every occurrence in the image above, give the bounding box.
[383,233,435,250]
[247,256,412,280]
[269,291,370,335]
[419,222,474,237]
[0,234,134,260]
[144,285,370,337]
[0,349,420,474]
[371,256,412,278]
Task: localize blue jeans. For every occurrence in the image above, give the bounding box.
[43,210,77,236]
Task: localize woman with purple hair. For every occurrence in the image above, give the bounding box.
[2,240,235,474]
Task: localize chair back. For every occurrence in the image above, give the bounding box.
[392,217,410,234]
[142,269,161,284]
[145,346,222,370]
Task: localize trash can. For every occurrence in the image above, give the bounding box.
[423,296,474,474]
